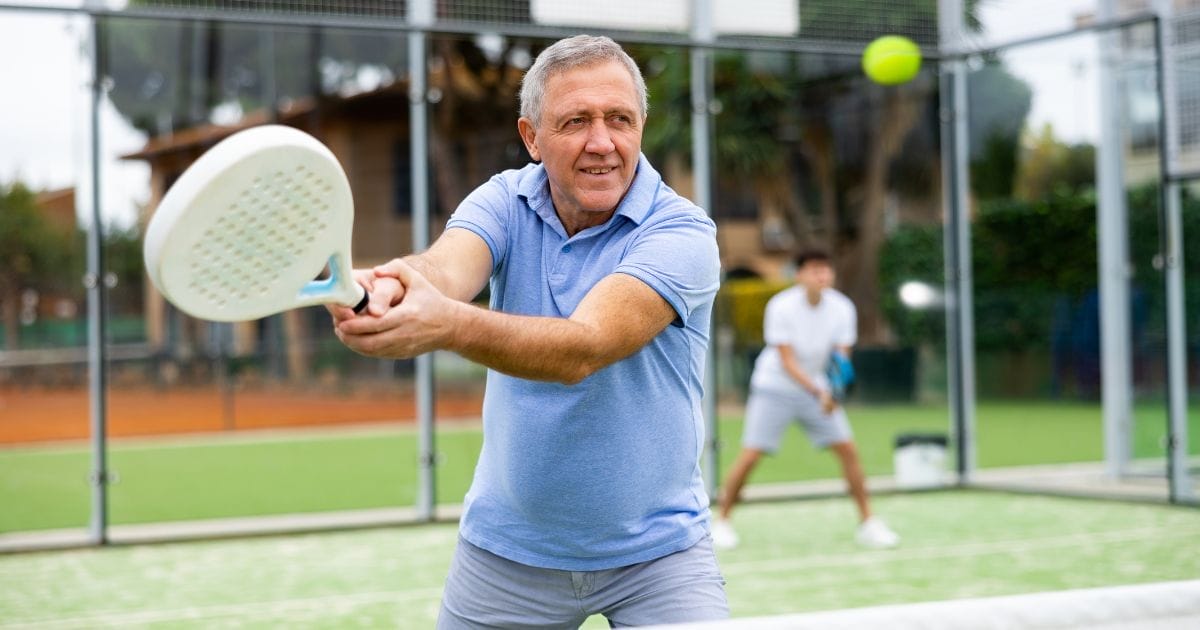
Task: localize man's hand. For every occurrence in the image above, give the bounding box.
[334,259,460,359]
[818,389,837,415]
[326,268,406,324]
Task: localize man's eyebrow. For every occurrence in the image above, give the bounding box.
[551,109,590,123]
[554,105,637,118]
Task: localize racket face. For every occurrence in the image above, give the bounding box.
[144,125,359,321]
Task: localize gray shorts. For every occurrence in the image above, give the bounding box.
[437,534,728,629]
[742,387,854,453]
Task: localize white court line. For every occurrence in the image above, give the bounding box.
[0,588,445,629]
[720,525,1200,576]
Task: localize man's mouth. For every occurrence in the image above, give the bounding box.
[582,167,614,175]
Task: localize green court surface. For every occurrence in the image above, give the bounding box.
[1,491,1198,628]
[1,402,1196,533]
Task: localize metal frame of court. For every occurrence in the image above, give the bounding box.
[0,0,1195,551]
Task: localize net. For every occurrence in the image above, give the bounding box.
[96,0,939,47]
[644,580,1200,629]
[1172,8,1200,174]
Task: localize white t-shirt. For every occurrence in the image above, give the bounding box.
[749,285,857,395]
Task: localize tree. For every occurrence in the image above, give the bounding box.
[969,61,1035,200]
[1013,124,1096,201]
[0,182,80,350]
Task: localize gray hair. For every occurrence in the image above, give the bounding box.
[519,35,648,125]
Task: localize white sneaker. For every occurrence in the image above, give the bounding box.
[710,519,740,550]
[856,516,900,549]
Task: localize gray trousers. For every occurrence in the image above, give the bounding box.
[436,534,729,629]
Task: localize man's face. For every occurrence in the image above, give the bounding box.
[796,260,835,291]
[517,60,644,223]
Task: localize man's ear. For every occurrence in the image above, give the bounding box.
[517,117,540,161]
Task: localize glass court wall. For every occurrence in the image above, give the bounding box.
[0,9,95,539]
[1,1,1194,550]
[962,20,1181,500]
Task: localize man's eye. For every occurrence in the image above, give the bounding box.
[566,117,586,126]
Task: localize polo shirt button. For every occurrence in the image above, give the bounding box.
[562,245,572,253]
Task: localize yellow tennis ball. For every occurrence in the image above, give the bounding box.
[862,35,922,85]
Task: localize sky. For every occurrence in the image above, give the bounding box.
[975,0,1104,144]
[0,1,147,229]
[0,0,1113,229]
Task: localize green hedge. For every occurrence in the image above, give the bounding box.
[879,184,1200,352]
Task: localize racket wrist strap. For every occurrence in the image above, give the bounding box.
[352,291,370,314]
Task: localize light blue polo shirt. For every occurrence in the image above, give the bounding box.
[445,155,720,571]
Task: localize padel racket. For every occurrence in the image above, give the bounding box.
[825,350,856,402]
[143,125,369,322]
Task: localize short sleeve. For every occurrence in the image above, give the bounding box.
[445,174,512,273]
[762,293,790,347]
[614,214,720,328]
[836,297,858,347]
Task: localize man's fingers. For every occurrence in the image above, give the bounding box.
[373,259,420,286]
[368,276,405,316]
[352,268,376,290]
[330,305,357,323]
[338,300,409,335]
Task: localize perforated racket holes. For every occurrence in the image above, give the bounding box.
[191,166,339,309]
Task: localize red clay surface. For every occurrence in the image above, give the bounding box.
[0,386,484,445]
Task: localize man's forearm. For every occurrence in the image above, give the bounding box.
[349,260,673,384]
[785,365,821,395]
[445,301,607,384]
[777,347,821,395]
[391,228,493,304]
[401,253,473,303]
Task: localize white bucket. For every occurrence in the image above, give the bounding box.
[893,433,948,489]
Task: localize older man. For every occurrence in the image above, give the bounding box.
[331,35,727,627]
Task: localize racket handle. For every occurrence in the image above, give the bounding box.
[352,291,370,314]
[350,291,369,312]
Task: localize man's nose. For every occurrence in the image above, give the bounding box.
[585,119,615,154]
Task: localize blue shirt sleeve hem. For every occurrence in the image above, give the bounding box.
[614,266,689,328]
[446,219,502,273]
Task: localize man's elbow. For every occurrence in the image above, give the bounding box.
[553,351,614,386]
[550,335,641,385]
[555,360,600,386]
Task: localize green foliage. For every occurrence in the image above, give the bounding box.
[632,46,690,161]
[639,49,792,181]
[972,133,1022,199]
[1014,125,1097,201]
[0,183,79,298]
[710,54,793,180]
[878,223,944,347]
[102,224,146,316]
[968,63,1035,199]
[879,183,1200,353]
[0,182,83,350]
